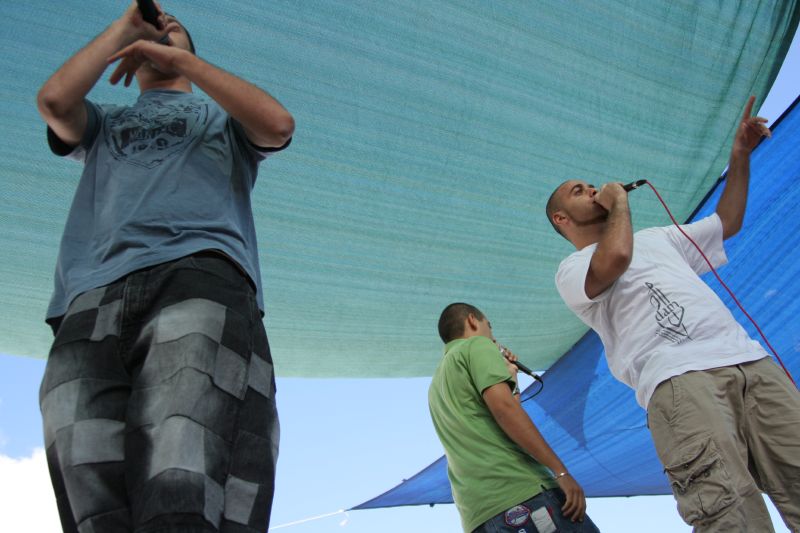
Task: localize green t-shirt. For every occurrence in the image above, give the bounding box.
[428,336,557,532]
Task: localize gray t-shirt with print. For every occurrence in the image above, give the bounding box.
[47,89,287,319]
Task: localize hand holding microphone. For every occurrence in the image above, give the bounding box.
[136,0,163,29]
[594,179,647,212]
[135,0,172,45]
[497,343,543,383]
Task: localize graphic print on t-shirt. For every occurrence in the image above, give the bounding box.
[645,281,692,344]
[105,96,209,168]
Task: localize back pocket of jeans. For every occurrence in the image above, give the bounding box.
[663,437,736,524]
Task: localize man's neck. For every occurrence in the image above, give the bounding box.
[570,222,607,250]
[139,77,193,93]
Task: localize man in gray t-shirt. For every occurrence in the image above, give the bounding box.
[37,4,293,532]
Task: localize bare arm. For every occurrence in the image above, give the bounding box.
[108,42,294,148]
[585,183,632,299]
[483,383,586,521]
[716,95,771,239]
[36,3,174,146]
[176,55,294,148]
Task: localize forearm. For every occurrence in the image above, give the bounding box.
[38,21,133,122]
[716,147,750,238]
[585,197,632,298]
[488,394,567,474]
[175,53,294,147]
[595,198,632,264]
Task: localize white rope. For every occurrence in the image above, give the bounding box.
[269,509,349,530]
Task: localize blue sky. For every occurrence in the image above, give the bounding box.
[0,25,797,533]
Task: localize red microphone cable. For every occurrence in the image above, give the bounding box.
[639,179,796,386]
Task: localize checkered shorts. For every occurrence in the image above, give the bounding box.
[40,254,279,533]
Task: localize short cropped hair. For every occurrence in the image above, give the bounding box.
[545,185,565,237]
[438,302,485,343]
[166,13,196,54]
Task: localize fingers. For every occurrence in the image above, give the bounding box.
[154,0,166,29]
[748,117,772,138]
[557,477,587,522]
[108,58,138,86]
[561,490,580,521]
[108,42,135,64]
[163,21,181,35]
[108,45,145,86]
[561,490,586,522]
[125,67,136,88]
[108,63,124,85]
[742,95,756,121]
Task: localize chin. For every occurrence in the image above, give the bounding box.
[141,65,179,82]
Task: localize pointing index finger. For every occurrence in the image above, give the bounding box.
[742,95,756,121]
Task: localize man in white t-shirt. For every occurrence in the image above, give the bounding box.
[547,96,800,532]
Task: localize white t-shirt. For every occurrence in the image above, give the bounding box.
[556,213,768,409]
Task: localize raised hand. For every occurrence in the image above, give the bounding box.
[593,182,627,212]
[111,1,170,44]
[733,95,771,154]
[497,344,520,376]
[107,37,185,87]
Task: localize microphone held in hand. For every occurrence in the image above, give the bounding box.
[497,344,543,383]
[136,0,161,28]
[623,179,648,192]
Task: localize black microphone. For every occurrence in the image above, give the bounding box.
[498,344,543,383]
[508,358,543,383]
[136,0,161,28]
[623,179,648,192]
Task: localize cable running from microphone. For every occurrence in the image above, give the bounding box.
[634,179,795,386]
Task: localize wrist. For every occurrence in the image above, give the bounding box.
[610,194,629,210]
[172,49,200,77]
[108,19,141,47]
[731,145,752,159]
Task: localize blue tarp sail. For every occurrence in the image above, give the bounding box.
[354,94,800,507]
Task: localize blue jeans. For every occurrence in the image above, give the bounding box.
[41,253,279,533]
[473,488,601,533]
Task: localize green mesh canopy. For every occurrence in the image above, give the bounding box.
[1,1,797,376]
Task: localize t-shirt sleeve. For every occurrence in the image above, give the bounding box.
[662,213,727,275]
[555,247,609,312]
[46,100,103,163]
[465,336,515,395]
[228,117,292,163]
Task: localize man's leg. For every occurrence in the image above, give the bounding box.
[741,357,800,531]
[647,368,772,533]
[124,255,279,533]
[40,284,132,533]
[473,489,601,533]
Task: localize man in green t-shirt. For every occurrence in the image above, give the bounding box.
[429,302,600,532]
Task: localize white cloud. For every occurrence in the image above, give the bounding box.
[0,448,61,532]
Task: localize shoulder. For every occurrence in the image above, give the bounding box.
[555,245,595,282]
[635,226,666,241]
[464,336,500,359]
[558,246,593,269]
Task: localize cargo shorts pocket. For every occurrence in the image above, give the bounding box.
[664,437,736,525]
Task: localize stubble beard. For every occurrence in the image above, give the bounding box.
[569,204,609,228]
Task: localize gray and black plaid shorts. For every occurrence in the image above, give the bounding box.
[40,253,279,533]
